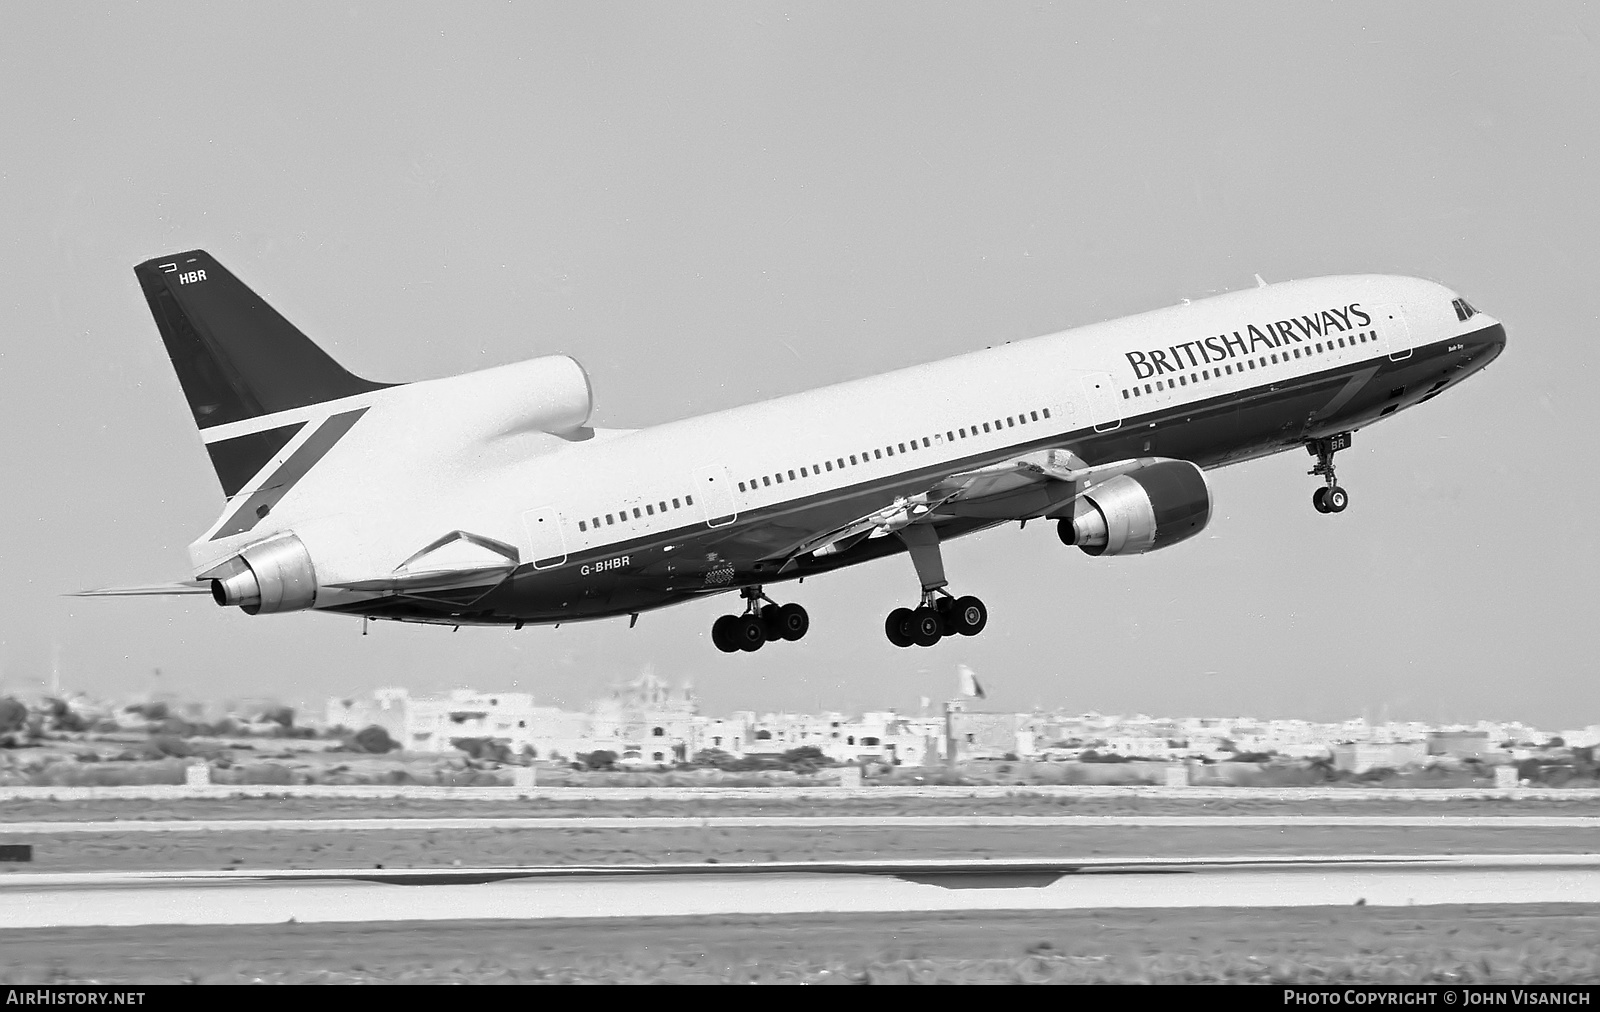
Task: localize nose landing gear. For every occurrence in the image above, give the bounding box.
[1307,433,1351,514]
[711,586,809,653]
[883,524,988,648]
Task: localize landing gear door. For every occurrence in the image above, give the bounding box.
[1080,373,1122,432]
[1371,304,1413,362]
[521,506,568,570]
[693,465,738,528]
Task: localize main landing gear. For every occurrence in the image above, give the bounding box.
[1307,432,1351,514]
[884,524,988,648]
[711,586,809,653]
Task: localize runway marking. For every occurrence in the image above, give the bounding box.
[3,815,1599,833]
[3,854,1598,928]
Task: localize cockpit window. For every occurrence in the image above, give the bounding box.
[1452,298,1479,322]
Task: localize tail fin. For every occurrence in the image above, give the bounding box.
[134,250,395,496]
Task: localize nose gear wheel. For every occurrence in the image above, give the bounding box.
[1307,433,1351,514]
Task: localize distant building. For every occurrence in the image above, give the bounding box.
[1427,730,1496,759]
[1332,741,1427,774]
[948,707,1029,760]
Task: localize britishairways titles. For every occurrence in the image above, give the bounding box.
[1125,303,1372,381]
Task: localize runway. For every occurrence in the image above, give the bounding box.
[6,854,1599,929]
[6,814,1600,833]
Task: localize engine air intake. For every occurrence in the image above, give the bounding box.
[1058,459,1211,556]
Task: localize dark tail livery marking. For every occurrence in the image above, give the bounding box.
[210,408,369,541]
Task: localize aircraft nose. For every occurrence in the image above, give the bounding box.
[1477,321,1507,363]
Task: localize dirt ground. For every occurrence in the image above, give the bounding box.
[0,824,1595,874]
[3,792,1599,822]
[3,906,1597,983]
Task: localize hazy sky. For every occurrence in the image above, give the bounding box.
[2,3,1595,728]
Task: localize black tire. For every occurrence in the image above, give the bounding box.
[1327,486,1349,513]
[736,614,766,652]
[711,614,740,653]
[951,595,988,636]
[776,602,809,641]
[911,607,943,647]
[885,607,915,648]
[760,603,783,641]
[934,597,959,637]
[1312,487,1330,514]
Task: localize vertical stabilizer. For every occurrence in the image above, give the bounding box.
[134,250,395,496]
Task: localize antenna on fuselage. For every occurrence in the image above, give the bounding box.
[1254,274,1269,288]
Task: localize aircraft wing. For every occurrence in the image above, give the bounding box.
[777,449,1162,568]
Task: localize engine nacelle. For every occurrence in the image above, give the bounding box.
[1057,459,1211,556]
[209,533,318,614]
[414,354,594,442]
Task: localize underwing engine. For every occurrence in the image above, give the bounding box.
[1057,459,1211,556]
[209,533,317,614]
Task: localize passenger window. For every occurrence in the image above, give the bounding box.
[646,504,654,515]
[824,461,832,471]
[837,458,845,468]
[633,508,641,519]
[606,514,614,525]
[1030,411,1039,421]
[947,431,955,441]
[1122,390,1130,399]
[762,476,771,487]
[1132,387,1140,397]
[799,467,808,477]
[685,495,693,505]
[738,482,746,492]
[659,502,667,512]
[775,473,784,483]
[579,520,587,532]
[850,455,858,465]
[1179,376,1186,386]
[1271,355,1278,364]
[958,428,966,438]
[897,443,905,453]
[1006,417,1014,426]
[1042,408,1051,418]
[922,437,930,447]
[874,449,882,459]
[592,517,600,528]
[672,498,680,508]
[1156,381,1163,391]
[786,470,795,480]
[982,422,991,432]
[1144,384,1152,393]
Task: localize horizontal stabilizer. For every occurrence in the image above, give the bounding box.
[69,581,212,598]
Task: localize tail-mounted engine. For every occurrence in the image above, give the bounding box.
[208,533,318,614]
[1057,459,1211,556]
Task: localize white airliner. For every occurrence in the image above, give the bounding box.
[83,250,1504,651]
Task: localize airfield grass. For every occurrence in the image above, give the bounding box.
[3,906,1597,984]
[1,825,1596,874]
